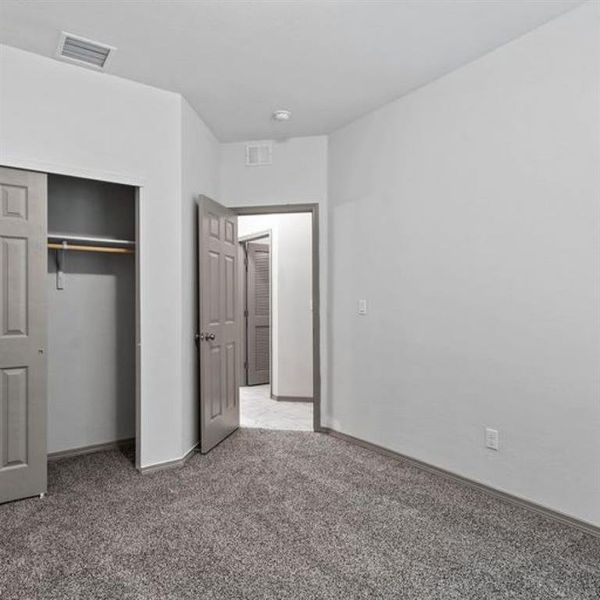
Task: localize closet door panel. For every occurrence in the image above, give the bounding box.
[0,167,47,504]
[1,236,28,337]
[1,181,29,220]
[0,367,28,467]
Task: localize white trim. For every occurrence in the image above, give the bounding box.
[0,155,146,187]
[138,444,198,474]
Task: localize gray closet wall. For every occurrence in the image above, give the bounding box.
[47,175,135,454]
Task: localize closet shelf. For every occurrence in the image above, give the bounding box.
[48,233,135,254]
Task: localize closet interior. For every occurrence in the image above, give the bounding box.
[46,174,137,460]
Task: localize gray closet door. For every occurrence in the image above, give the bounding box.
[246,242,270,385]
[0,167,47,503]
[198,196,240,453]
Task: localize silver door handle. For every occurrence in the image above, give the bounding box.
[206,333,216,341]
[195,333,204,343]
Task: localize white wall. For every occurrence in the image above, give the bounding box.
[327,2,600,526]
[219,137,327,207]
[0,45,218,468]
[180,98,219,456]
[239,213,313,398]
[220,135,327,405]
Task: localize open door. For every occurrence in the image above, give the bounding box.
[198,196,240,453]
[0,167,47,503]
[246,242,270,385]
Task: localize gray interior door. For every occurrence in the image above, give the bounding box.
[198,196,240,453]
[0,167,47,503]
[246,242,270,385]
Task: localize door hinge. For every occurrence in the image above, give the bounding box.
[244,309,249,317]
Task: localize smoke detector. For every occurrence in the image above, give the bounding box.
[56,32,115,70]
[272,110,291,122]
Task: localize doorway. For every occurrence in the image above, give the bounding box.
[238,212,314,431]
[196,200,321,453]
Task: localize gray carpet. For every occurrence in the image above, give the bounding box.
[1,429,599,599]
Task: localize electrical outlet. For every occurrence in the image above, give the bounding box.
[485,427,499,450]
[358,299,367,315]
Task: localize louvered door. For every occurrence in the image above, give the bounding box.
[246,242,270,385]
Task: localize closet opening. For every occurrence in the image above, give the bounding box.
[46,174,138,467]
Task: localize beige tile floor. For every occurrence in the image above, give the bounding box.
[240,384,313,430]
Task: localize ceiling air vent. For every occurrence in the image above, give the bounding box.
[56,32,115,70]
[246,142,272,167]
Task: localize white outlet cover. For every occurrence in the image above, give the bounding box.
[358,299,367,315]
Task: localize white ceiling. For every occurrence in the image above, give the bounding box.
[0,0,584,142]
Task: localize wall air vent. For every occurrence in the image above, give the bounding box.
[246,142,273,167]
[56,32,115,70]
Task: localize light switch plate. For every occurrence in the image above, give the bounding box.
[485,427,499,450]
[358,299,367,315]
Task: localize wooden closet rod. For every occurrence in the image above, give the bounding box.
[48,243,134,255]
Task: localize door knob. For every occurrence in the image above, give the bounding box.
[206,333,216,341]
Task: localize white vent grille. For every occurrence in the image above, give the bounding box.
[246,143,272,167]
[56,32,115,69]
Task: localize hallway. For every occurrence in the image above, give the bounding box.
[240,385,312,431]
